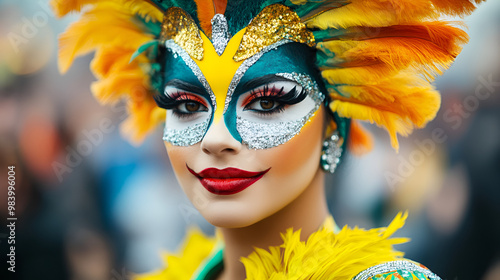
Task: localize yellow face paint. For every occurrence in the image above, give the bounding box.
[162,13,325,150]
[194,28,246,124]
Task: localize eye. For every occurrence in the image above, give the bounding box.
[177,101,205,112]
[159,87,210,119]
[241,82,306,116]
[259,99,275,110]
[244,98,284,113]
[173,100,208,118]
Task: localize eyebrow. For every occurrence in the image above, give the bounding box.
[239,74,295,94]
[164,79,204,94]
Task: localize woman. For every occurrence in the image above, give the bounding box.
[51,0,485,279]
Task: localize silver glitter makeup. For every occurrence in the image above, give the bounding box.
[163,118,210,146]
[165,40,216,112]
[223,39,292,113]
[236,72,325,149]
[275,72,324,104]
[236,108,318,149]
[211,14,230,56]
[352,260,441,280]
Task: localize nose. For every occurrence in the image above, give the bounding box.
[201,119,242,156]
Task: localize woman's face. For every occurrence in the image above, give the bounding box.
[160,28,327,227]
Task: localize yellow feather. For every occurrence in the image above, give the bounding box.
[51,0,163,21]
[122,0,164,22]
[90,68,146,104]
[289,0,308,5]
[133,229,216,280]
[50,0,97,18]
[305,0,484,29]
[330,100,413,151]
[121,95,163,145]
[53,0,164,145]
[307,5,398,29]
[90,46,140,79]
[318,41,364,58]
[58,2,152,74]
[242,212,410,279]
[382,211,408,238]
[322,65,397,86]
[306,0,438,29]
[132,212,431,279]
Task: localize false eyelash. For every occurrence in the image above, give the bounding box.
[154,91,206,109]
[243,85,308,107]
[251,85,286,98]
[241,85,285,106]
[153,92,177,109]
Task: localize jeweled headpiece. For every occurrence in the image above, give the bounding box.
[52,0,484,153]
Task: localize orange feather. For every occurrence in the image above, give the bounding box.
[348,120,374,155]
[319,22,468,83]
[429,0,486,16]
[194,0,215,37]
[214,0,227,14]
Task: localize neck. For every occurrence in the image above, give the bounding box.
[217,168,328,280]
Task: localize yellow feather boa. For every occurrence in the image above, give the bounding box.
[134,212,422,280]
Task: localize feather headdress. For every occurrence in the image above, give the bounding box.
[51,0,484,151]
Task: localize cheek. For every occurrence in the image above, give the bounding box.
[231,108,324,226]
[164,143,198,193]
[257,108,324,189]
[165,142,185,172]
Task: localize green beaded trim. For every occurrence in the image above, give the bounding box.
[353,260,441,280]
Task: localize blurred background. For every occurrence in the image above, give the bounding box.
[0,0,499,279]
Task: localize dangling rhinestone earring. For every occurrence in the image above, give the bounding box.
[320,131,343,173]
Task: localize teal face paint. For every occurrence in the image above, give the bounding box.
[159,41,325,149]
[160,45,210,102]
[158,43,214,146]
[223,43,325,149]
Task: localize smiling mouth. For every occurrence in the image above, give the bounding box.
[187,165,271,195]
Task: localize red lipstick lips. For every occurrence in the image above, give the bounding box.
[187,165,270,195]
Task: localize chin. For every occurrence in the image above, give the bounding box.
[205,216,256,228]
[198,200,269,228]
